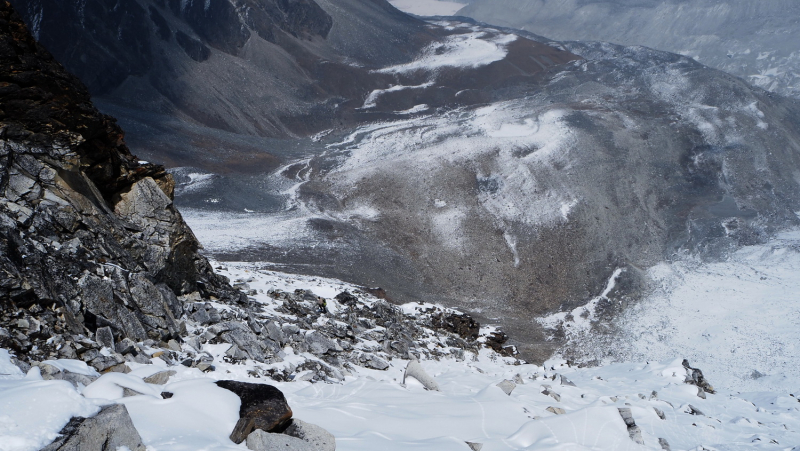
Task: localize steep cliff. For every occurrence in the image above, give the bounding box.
[0,1,243,361]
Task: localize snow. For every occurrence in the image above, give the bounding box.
[605,230,800,394]
[388,0,465,17]
[0,367,100,451]
[377,28,517,74]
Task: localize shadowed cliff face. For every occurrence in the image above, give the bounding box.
[0,1,243,360]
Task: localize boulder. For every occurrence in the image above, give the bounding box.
[546,406,566,415]
[403,360,439,391]
[246,429,311,451]
[40,404,145,451]
[216,380,293,444]
[496,380,516,396]
[143,370,176,385]
[284,419,336,451]
[617,408,644,445]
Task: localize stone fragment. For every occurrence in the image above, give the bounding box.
[546,406,566,415]
[465,442,483,451]
[143,370,176,385]
[403,360,439,391]
[496,380,516,396]
[618,408,645,445]
[682,359,715,394]
[216,380,293,444]
[363,354,389,370]
[687,404,704,416]
[658,437,671,450]
[95,326,114,349]
[267,321,285,345]
[653,407,666,420]
[246,429,311,451]
[283,419,336,451]
[40,404,146,451]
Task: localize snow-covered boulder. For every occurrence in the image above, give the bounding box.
[404,360,440,391]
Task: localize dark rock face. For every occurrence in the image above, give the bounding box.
[40,404,146,451]
[216,380,294,444]
[0,1,242,361]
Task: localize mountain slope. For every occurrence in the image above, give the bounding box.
[459,0,800,99]
[0,0,241,359]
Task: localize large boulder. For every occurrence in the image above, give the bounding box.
[284,419,336,451]
[215,380,293,444]
[246,429,311,451]
[40,404,145,451]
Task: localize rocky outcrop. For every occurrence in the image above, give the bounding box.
[40,404,146,451]
[0,1,242,363]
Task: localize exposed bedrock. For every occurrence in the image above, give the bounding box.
[0,1,243,360]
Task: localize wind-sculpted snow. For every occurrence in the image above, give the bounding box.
[4,345,800,450]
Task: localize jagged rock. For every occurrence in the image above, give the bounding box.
[546,406,566,415]
[305,331,338,355]
[653,407,666,420]
[246,429,311,451]
[658,437,671,450]
[216,380,293,444]
[266,321,286,345]
[496,380,516,396]
[143,370,176,385]
[215,321,268,361]
[403,360,439,391]
[95,326,115,349]
[542,387,561,402]
[687,404,705,416]
[40,404,145,451]
[617,408,645,445]
[465,442,483,451]
[283,419,336,451]
[361,354,389,371]
[682,359,715,394]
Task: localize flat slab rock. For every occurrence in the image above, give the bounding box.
[215,380,293,444]
[40,404,145,451]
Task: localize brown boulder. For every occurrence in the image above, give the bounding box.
[215,380,293,444]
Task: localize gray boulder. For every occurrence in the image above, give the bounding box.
[246,429,311,451]
[496,380,516,396]
[40,404,145,451]
[284,419,336,451]
[143,370,176,385]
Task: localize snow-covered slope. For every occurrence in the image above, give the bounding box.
[547,229,800,395]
